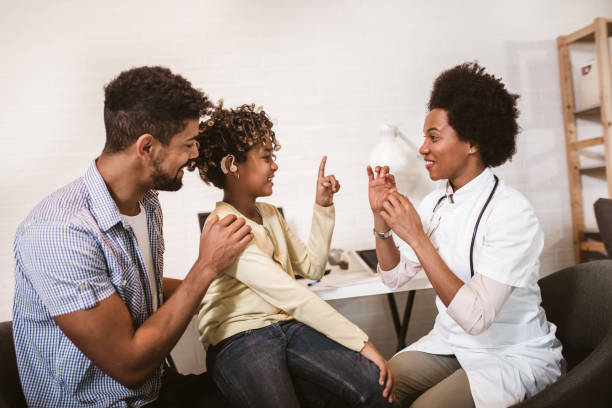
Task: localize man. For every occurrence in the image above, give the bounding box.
[12,66,252,407]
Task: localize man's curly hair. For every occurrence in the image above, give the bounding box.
[428,62,520,167]
[192,102,281,189]
[103,66,212,153]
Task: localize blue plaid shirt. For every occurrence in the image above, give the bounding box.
[12,160,164,407]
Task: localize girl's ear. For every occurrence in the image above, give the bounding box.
[228,155,238,173]
[221,154,238,174]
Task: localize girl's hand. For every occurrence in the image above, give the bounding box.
[360,340,395,403]
[315,156,340,207]
[380,191,426,247]
[367,165,397,214]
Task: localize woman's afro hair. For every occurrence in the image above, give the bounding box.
[428,62,520,167]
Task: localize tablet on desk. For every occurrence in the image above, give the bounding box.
[355,249,378,273]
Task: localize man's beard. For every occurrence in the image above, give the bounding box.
[151,158,184,192]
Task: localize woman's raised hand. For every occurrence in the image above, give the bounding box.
[367,165,397,214]
[315,156,340,207]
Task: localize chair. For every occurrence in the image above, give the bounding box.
[198,207,284,231]
[0,321,27,408]
[512,260,612,407]
[594,198,612,257]
[2,319,226,407]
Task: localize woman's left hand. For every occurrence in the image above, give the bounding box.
[315,155,340,207]
[380,192,425,246]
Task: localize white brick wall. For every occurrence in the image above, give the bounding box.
[2,1,611,367]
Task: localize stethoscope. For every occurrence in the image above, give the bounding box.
[428,175,499,278]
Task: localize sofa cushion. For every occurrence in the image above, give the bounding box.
[0,321,27,408]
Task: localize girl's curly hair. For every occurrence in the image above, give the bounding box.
[192,102,281,189]
[428,62,520,167]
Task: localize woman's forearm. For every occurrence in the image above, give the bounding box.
[374,213,400,270]
[410,233,463,307]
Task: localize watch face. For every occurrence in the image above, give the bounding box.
[374,228,391,239]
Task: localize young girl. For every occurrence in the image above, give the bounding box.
[193,103,393,408]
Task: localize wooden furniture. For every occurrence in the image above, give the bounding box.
[557,17,612,263]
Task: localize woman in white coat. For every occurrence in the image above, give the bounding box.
[368,62,564,408]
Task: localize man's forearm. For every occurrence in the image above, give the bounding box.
[162,277,182,300]
[54,214,251,390]
[120,265,216,387]
[53,263,217,390]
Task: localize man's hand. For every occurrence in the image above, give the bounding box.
[367,165,397,214]
[315,156,340,207]
[195,214,252,276]
[360,340,395,403]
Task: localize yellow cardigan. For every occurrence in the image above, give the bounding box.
[197,201,369,352]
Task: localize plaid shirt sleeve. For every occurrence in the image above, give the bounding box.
[16,220,116,316]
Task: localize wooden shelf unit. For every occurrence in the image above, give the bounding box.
[557,17,612,263]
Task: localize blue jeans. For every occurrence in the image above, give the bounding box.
[206,320,392,408]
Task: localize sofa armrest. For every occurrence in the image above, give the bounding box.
[512,332,612,408]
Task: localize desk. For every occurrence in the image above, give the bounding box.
[301,250,431,351]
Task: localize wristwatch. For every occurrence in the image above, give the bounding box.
[373,228,392,239]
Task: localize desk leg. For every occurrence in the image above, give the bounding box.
[386,290,416,352]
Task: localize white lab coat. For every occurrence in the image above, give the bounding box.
[394,168,564,408]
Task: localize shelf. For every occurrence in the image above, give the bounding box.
[578,164,606,172]
[573,105,601,116]
[580,230,604,253]
[557,17,612,263]
[560,20,612,44]
[582,229,601,241]
[579,241,606,253]
[561,23,595,44]
[571,136,605,150]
